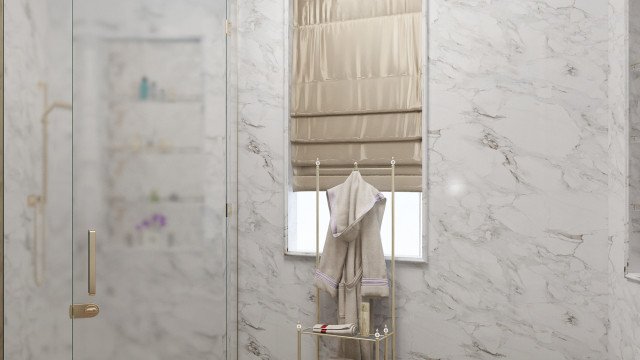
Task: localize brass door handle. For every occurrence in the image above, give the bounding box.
[70,230,99,319]
[88,230,96,295]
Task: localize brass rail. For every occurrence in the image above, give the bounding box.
[298,158,397,359]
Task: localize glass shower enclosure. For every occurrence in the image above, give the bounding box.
[3,0,236,357]
[73,0,237,359]
[71,1,236,358]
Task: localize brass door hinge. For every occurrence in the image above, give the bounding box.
[226,203,232,217]
[225,19,232,36]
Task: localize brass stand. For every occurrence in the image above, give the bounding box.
[298,158,397,359]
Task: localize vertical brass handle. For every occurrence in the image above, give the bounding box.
[69,230,99,318]
[88,230,96,295]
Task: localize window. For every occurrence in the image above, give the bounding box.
[288,191,423,259]
[286,0,425,261]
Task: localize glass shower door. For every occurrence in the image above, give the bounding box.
[71,1,235,359]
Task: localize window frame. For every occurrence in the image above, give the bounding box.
[282,0,428,264]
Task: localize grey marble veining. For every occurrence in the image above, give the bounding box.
[237,0,612,359]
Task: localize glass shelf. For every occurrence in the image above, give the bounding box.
[109,97,203,104]
[106,145,202,154]
[300,328,393,342]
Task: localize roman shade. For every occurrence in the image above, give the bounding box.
[290,0,423,191]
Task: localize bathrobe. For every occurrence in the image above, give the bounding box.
[314,171,389,360]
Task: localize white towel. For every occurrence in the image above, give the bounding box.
[312,323,357,335]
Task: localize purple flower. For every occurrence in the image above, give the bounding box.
[135,213,168,231]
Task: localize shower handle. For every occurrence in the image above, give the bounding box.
[69,230,100,319]
[88,230,96,295]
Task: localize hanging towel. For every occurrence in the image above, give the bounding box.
[312,323,357,335]
[314,171,389,360]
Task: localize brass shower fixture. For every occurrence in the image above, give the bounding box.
[27,82,72,286]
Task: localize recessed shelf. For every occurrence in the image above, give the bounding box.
[107,145,202,154]
[109,97,203,104]
[107,195,204,204]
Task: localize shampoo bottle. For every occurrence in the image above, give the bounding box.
[139,76,149,100]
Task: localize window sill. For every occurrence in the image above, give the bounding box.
[284,250,427,264]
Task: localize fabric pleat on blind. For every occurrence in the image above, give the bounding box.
[291,0,422,191]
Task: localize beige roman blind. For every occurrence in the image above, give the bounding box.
[290,0,423,191]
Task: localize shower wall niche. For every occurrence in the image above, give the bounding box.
[106,39,205,251]
[629,0,640,276]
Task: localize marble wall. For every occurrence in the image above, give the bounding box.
[5,0,640,358]
[237,0,613,359]
[607,0,640,358]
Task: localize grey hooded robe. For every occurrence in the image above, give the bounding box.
[314,171,389,360]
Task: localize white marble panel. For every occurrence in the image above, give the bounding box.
[237,0,611,359]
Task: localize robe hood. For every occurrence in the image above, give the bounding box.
[327,171,386,243]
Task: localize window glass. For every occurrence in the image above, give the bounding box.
[290,191,422,258]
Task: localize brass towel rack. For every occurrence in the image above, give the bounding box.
[297,157,397,360]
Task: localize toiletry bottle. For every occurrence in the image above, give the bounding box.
[139,76,149,100]
[359,301,370,336]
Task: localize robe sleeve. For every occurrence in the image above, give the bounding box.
[360,198,389,298]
